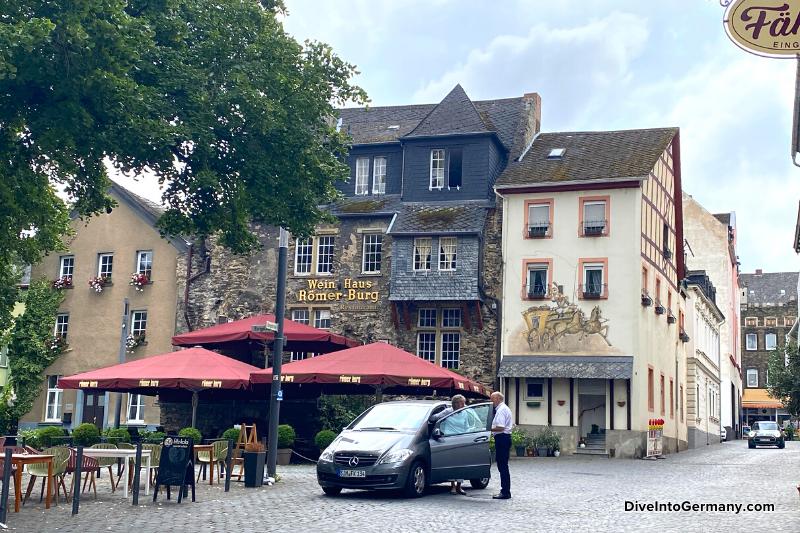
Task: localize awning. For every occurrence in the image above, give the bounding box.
[498,356,633,379]
[742,388,783,409]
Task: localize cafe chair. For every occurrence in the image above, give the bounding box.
[196,440,228,484]
[89,443,119,492]
[65,450,100,501]
[23,446,70,506]
[115,442,137,489]
[1,446,25,455]
[141,444,162,486]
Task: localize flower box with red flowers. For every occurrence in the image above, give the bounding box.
[88,276,113,292]
[51,277,73,290]
[45,335,68,353]
[126,333,147,350]
[130,273,151,291]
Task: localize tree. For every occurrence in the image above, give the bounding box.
[767,341,800,416]
[0,0,366,329]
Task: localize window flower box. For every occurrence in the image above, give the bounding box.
[641,291,652,307]
[126,333,147,351]
[88,276,113,292]
[45,335,68,354]
[130,273,150,291]
[526,401,541,408]
[51,277,73,290]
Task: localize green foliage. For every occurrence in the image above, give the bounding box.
[534,425,562,451]
[316,395,371,433]
[34,426,64,448]
[768,342,800,416]
[314,430,337,450]
[221,428,241,442]
[178,427,202,444]
[489,436,495,452]
[277,424,295,448]
[105,428,131,444]
[149,432,166,443]
[511,427,533,449]
[73,423,100,446]
[18,428,38,449]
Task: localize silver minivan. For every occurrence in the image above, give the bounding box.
[316,400,493,497]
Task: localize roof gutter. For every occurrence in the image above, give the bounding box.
[495,175,647,192]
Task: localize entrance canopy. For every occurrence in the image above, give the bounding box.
[497,355,633,379]
[742,388,783,410]
[250,342,489,399]
[171,314,359,352]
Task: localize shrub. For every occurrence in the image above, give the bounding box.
[149,432,166,443]
[35,426,65,448]
[221,428,241,442]
[277,424,295,448]
[19,429,39,449]
[314,430,337,450]
[73,423,100,446]
[105,428,131,443]
[178,427,202,444]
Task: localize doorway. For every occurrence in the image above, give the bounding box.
[577,379,606,438]
[82,392,106,429]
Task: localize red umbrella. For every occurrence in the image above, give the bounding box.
[58,347,260,427]
[250,343,489,399]
[171,314,359,352]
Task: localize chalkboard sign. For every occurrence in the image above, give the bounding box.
[153,436,195,503]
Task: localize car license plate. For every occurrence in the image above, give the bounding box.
[338,470,366,478]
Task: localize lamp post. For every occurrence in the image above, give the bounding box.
[114,298,130,429]
[267,228,288,477]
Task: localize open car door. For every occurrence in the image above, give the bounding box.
[429,402,492,484]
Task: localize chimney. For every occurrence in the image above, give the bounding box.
[755,269,762,275]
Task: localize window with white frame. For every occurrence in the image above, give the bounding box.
[419,309,437,328]
[131,311,147,336]
[430,149,445,189]
[442,309,461,328]
[413,238,432,272]
[441,332,460,369]
[45,375,63,421]
[137,251,153,279]
[314,309,331,330]
[355,157,369,196]
[316,236,334,274]
[98,253,113,280]
[55,313,69,341]
[127,394,145,423]
[765,333,777,350]
[582,201,607,235]
[0,345,7,367]
[417,332,436,362]
[294,238,313,275]
[438,237,457,271]
[372,157,387,195]
[59,256,74,280]
[291,309,310,325]
[525,378,544,399]
[746,333,758,351]
[746,368,758,387]
[527,264,548,298]
[527,204,550,237]
[362,234,382,273]
[582,263,604,295]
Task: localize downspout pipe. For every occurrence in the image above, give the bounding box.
[183,243,211,332]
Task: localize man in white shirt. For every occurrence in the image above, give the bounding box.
[491,391,512,499]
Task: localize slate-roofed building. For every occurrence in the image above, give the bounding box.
[494,127,689,458]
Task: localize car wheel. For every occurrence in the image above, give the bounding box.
[469,477,490,490]
[322,486,342,496]
[778,442,785,449]
[403,461,426,498]
[748,442,756,449]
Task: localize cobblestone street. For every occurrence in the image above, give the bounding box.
[8,440,799,532]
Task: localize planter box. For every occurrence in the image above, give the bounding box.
[243,451,266,487]
[490,451,496,463]
[536,446,550,457]
[515,447,526,457]
[525,448,535,457]
[276,448,292,466]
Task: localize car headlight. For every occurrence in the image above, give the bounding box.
[319,448,334,463]
[378,448,413,465]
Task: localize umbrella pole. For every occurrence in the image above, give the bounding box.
[374,385,384,404]
[191,391,199,429]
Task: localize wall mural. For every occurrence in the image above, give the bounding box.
[510,282,621,355]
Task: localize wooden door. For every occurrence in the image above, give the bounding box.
[82,392,106,429]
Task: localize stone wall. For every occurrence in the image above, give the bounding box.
[740,299,797,388]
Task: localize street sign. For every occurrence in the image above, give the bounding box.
[251,321,279,333]
[277,390,283,401]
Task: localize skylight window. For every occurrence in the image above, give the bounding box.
[547,148,566,159]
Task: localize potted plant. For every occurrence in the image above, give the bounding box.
[511,427,532,457]
[785,425,795,441]
[276,424,295,466]
[549,431,563,457]
[73,423,100,446]
[579,437,587,448]
[489,436,496,462]
[243,442,266,487]
[315,430,337,452]
[130,273,150,291]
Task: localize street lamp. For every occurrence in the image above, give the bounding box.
[267,228,289,477]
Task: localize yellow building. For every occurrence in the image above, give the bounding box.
[494,128,688,458]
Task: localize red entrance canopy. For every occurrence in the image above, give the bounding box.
[58,347,259,391]
[171,314,359,352]
[250,342,489,398]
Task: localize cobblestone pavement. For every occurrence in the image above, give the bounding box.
[6,439,799,532]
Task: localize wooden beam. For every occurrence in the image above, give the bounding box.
[402,301,410,331]
[390,302,399,330]
[609,379,614,430]
[461,300,471,330]
[569,378,574,427]
[515,377,520,425]
[547,378,552,425]
[627,379,632,431]
[474,301,483,330]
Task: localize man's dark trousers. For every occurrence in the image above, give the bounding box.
[494,433,511,496]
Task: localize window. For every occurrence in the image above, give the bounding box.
[582,200,607,235]
[294,238,313,275]
[765,317,777,327]
[136,251,153,279]
[441,332,460,369]
[98,253,113,280]
[413,238,432,272]
[316,236,334,275]
[527,264,548,299]
[448,148,462,188]
[0,345,7,368]
[660,374,665,415]
[45,375,63,422]
[55,313,69,341]
[667,291,672,315]
[746,334,758,350]
[745,317,757,327]
[642,266,648,294]
[655,278,661,305]
[59,256,74,280]
[746,369,758,387]
[430,149,445,189]
[680,384,684,423]
[372,156,387,195]
[131,311,147,336]
[785,317,796,327]
[439,237,457,271]
[670,378,674,419]
[314,309,331,330]
[417,332,436,361]
[547,148,566,159]
[527,203,551,237]
[663,223,670,256]
[648,368,654,412]
[362,234,382,274]
[526,378,544,399]
[419,309,437,328]
[291,309,310,325]
[765,333,777,350]
[127,394,145,423]
[582,262,605,298]
[355,157,369,195]
[291,352,317,361]
[442,309,461,328]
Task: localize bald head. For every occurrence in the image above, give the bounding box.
[491,392,504,407]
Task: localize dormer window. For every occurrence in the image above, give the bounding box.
[547,148,565,159]
[448,148,462,189]
[430,150,445,189]
[372,157,387,195]
[355,157,369,196]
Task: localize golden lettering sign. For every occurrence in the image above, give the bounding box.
[138,380,159,387]
[338,375,362,383]
[297,278,380,304]
[457,382,465,389]
[201,380,223,388]
[473,385,480,392]
[726,0,800,56]
[281,375,294,382]
[79,381,98,388]
[407,378,431,386]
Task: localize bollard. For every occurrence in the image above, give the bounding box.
[72,447,83,515]
[132,443,142,506]
[0,448,13,527]
[225,440,233,492]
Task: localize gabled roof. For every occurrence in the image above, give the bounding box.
[403,84,492,139]
[740,272,799,305]
[495,127,678,189]
[108,183,190,253]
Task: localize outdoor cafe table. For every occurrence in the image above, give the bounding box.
[193,445,217,485]
[81,448,152,498]
[12,454,53,513]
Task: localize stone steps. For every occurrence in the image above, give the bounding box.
[575,434,608,457]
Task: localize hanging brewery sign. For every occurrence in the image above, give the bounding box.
[726,0,800,56]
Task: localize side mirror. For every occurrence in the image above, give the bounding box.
[432,428,443,440]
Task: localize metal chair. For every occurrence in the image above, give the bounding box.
[196,440,228,484]
[65,449,100,501]
[23,446,70,505]
[89,443,118,492]
[115,442,137,489]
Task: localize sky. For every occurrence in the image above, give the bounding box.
[112,0,800,274]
